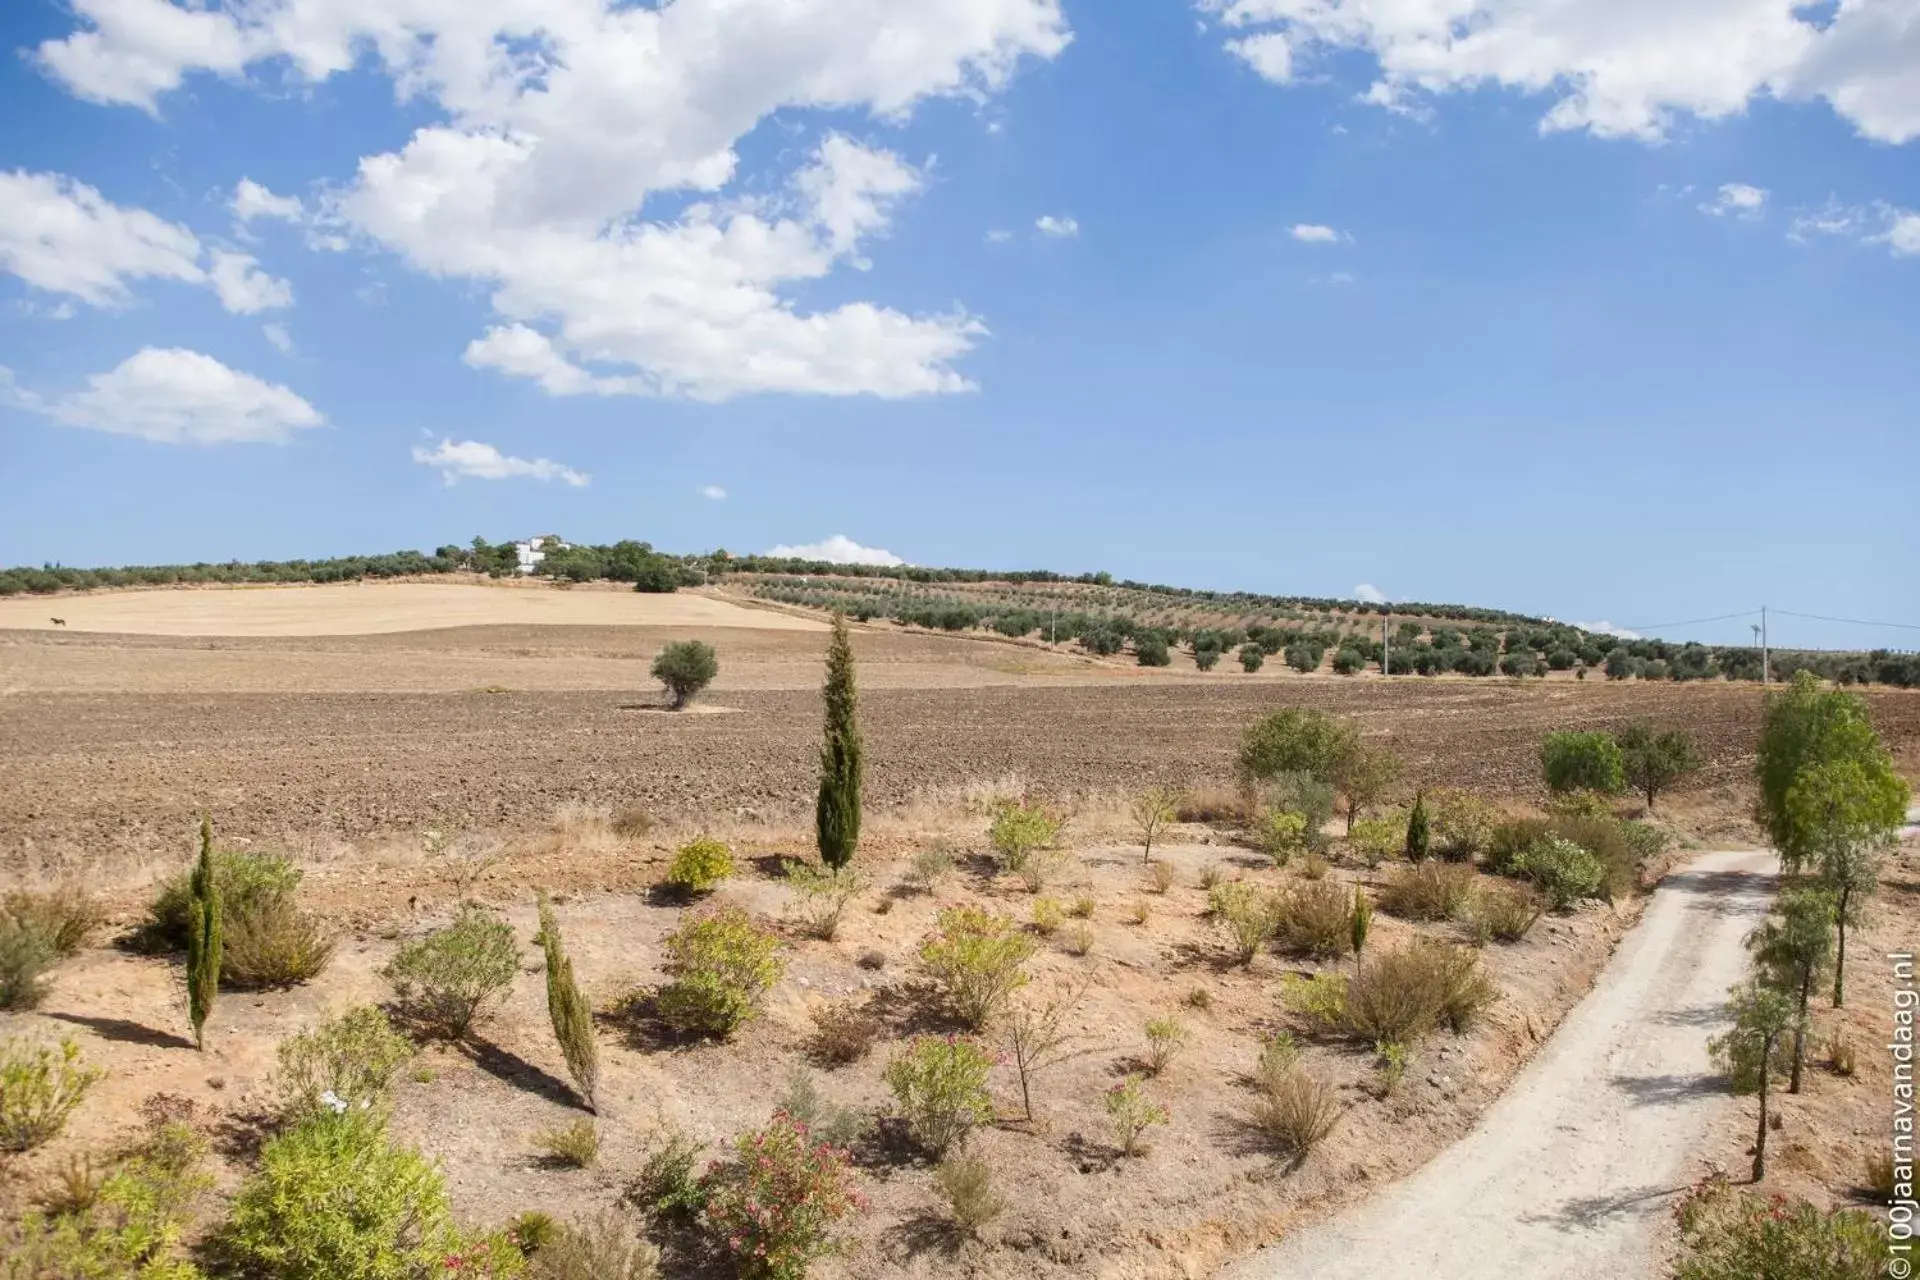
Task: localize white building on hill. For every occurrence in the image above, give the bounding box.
[513,534,570,574]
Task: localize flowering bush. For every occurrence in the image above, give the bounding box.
[883,1035,996,1156]
[699,1110,864,1280]
[666,838,735,895]
[917,906,1035,1029]
[1105,1075,1168,1157]
[1674,1177,1887,1279]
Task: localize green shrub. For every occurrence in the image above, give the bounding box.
[917,906,1036,1029]
[1540,731,1626,795]
[382,906,520,1038]
[222,896,334,989]
[0,919,55,1011]
[1105,1075,1168,1157]
[1250,1068,1342,1163]
[934,1153,1007,1237]
[1272,881,1354,959]
[1135,634,1171,666]
[1283,641,1324,673]
[884,1035,996,1155]
[1348,814,1405,867]
[220,1110,464,1280]
[273,1005,415,1122]
[2,1116,211,1278]
[527,1211,660,1280]
[1404,792,1430,861]
[651,640,718,709]
[666,838,734,895]
[1485,818,1551,875]
[1510,836,1607,909]
[1379,862,1478,922]
[657,907,784,1038]
[1143,1015,1189,1075]
[1547,816,1645,900]
[3,886,103,955]
[1674,1178,1888,1279]
[1253,811,1307,865]
[1545,789,1616,822]
[698,1111,864,1279]
[1238,644,1265,672]
[1281,972,1348,1035]
[537,1120,599,1168]
[986,798,1063,876]
[141,849,300,954]
[1238,710,1356,785]
[630,1129,706,1222]
[1209,882,1277,964]
[1428,790,1501,861]
[784,861,862,940]
[0,1037,102,1152]
[1331,647,1366,675]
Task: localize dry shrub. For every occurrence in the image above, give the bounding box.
[1062,923,1094,957]
[1030,897,1065,935]
[904,843,956,892]
[1175,786,1254,824]
[529,1211,660,1280]
[1210,882,1278,964]
[1145,862,1176,895]
[1343,941,1495,1043]
[537,1120,600,1168]
[1067,895,1096,919]
[1126,900,1151,926]
[1273,881,1353,958]
[1474,883,1545,943]
[1298,852,1331,881]
[1865,1151,1896,1203]
[1198,863,1225,891]
[1250,1069,1343,1162]
[1254,1032,1300,1092]
[1379,862,1478,923]
[223,897,335,989]
[0,921,54,1011]
[609,807,655,840]
[3,887,102,956]
[33,1153,108,1216]
[1827,1034,1857,1077]
[935,1153,1007,1237]
[1427,789,1502,862]
[808,1000,880,1068]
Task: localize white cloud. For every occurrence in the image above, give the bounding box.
[36,0,1072,402]
[985,228,1014,243]
[1786,199,1920,256]
[411,437,590,486]
[1877,209,1920,256]
[208,249,293,313]
[231,178,303,225]
[1291,222,1342,243]
[700,484,728,500]
[6,347,324,445]
[0,169,295,314]
[463,325,641,397]
[1035,214,1080,238]
[262,322,294,353]
[0,170,203,307]
[1316,270,1357,285]
[1352,583,1387,604]
[1700,182,1769,218]
[1574,620,1642,640]
[1204,0,1920,144]
[767,535,906,566]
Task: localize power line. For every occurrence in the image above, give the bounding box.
[1617,609,1761,633]
[1769,608,1920,634]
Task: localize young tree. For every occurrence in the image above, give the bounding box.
[538,895,600,1113]
[1349,886,1372,973]
[1755,671,1909,873]
[651,640,718,710]
[186,816,222,1051]
[1130,787,1180,863]
[1786,756,1900,1007]
[1404,791,1431,863]
[1713,982,1795,1181]
[1746,887,1833,1094]
[815,616,863,875]
[1336,743,1401,835]
[1539,731,1626,795]
[1238,709,1358,787]
[1002,979,1089,1122]
[1614,724,1701,810]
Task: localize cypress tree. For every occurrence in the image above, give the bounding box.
[186,815,222,1051]
[538,895,600,1113]
[815,614,863,874]
[1404,791,1431,863]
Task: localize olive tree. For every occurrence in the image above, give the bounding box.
[651,640,718,710]
[1614,724,1700,810]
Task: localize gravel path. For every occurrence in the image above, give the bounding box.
[1222,847,1779,1280]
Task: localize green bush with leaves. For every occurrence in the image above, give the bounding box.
[884,1035,996,1155]
[1509,835,1608,909]
[666,837,734,895]
[1427,789,1502,861]
[1331,647,1366,676]
[1756,671,1911,873]
[1539,731,1626,795]
[1238,709,1357,785]
[220,1110,466,1280]
[1253,811,1307,865]
[273,1005,416,1122]
[657,907,785,1038]
[0,1036,102,1152]
[141,848,300,955]
[698,1110,864,1280]
[1134,634,1171,667]
[1615,724,1701,810]
[986,797,1063,875]
[1347,815,1405,867]
[382,906,520,1038]
[935,1153,1008,1237]
[1281,972,1349,1036]
[1210,882,1278,964]
[1105,1075,1168,1157]
[651,640,718,709]
[1238,644,1265,672]
[1675,1178,1887,1280]
[1262,771,1337,853]
[918,906,1036,1029]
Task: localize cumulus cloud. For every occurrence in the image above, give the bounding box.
[262,322,293,353]
[700,484,728,500]
[1573,620,1642,640]
[1701,182,1769,218]
[411,437,590,486]
[767,535,906,566]
[0,170,291,313]
[1204,0,1920,144]
[1035,214,1080,238]
[1352,583,1387,604]
[35,0,1073,402]
[1290,223,1343,243]
[5,347,324,444]
[231,178,303,225]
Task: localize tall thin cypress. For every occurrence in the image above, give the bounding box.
[815,614,863,874]
[538,895,600,1113]
[186,815,221,1051]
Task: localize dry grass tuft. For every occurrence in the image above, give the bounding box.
[1379,862,1479,923]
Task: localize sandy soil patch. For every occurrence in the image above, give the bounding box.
[0,581,826,636]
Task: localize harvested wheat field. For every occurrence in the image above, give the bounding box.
[0,582,1915,1280]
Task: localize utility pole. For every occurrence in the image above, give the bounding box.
[1382,612,1390,677]
[1760,605,1769,686]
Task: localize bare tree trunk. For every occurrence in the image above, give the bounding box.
[1790,973,1809,1094]
[1833,887,1850,1007]
[1753,1047,1771,1182]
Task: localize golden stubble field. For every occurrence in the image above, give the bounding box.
[0,581,1915,1279]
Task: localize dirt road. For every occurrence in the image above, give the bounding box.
[1221,847,1778,1280]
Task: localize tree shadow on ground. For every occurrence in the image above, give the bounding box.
[1664,867,1777,918]
[1608,1071,1725,1108]
[41,1010,194,1050]
[886,1211,965,1259]
[1650,1003,1727,1029]
[459,1035,583,1110]
[1518,1182,1690,1232]
[862,978,964,1038]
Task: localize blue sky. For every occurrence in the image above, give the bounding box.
[2,0,1917,652]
